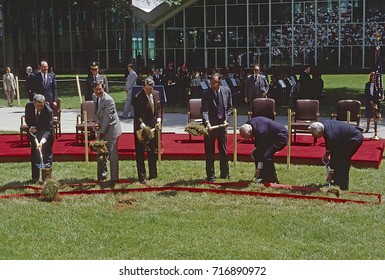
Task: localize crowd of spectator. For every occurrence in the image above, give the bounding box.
[133,63,325,111]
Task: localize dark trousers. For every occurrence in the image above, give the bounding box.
[253,139,286,183]
[165,85,177,106]
[332,138,363,190]
[204,127,229,180]
[134,134,157,181]
[30,139,53,180]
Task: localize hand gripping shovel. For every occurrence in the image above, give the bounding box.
[30,133,49,169]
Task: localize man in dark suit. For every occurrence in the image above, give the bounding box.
[133,77,162,184]
[201,72,233,182]
[92,81,122,186]
[33,60,58,108]
[152,68,164,85]
[298,64,314,99]
[26,66,35,101]
[85,62,109,101]
[308,120,364,190]
[24,94,55,183]
[240,116,288,184]
[163,61,178,106]
[244,64,269,109]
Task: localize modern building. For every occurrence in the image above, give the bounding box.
[0,0,384,73]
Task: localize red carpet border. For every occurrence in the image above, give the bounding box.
[0,181,381,204]
[0,133,383,169]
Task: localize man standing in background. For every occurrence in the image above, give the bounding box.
[3,66,17,107]
[33,60,58,109]
[26,66,35,101]
[85,62,109,101]
[244,64,269,109]
[120,63,137,119]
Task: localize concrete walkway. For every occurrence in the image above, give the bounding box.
[2,105,385,138]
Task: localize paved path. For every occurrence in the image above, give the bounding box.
[2,105,385,138]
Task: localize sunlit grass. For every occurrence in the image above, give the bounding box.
[0,160,384,260]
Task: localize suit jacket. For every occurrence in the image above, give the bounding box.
[92,92,121,141]
[322,120,364,169]
[152,74,164,86]
[244,74,269,101]
[247,116,288,162]
[3,72,16,92]
[85,74,109,101]
[201,85,233,126]
[33,72,58,107]
[133,89,161,132]
[25,102,55,143]
[26,73,35,101]
[125,70,137,94]
[299,71,314,98]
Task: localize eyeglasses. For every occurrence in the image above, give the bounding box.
[91,69,98,71]
[254,68,260,71]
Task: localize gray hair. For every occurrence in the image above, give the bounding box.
[33,94,46,103]
[26,66,33,73]
[308,122,324,136]
[239,124,253,140]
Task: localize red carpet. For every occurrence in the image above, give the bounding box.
[0,133,383,168]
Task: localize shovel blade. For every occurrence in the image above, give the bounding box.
[36,163,49,169]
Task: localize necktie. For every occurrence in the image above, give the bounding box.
[216,91,223,119]
[35,111,40,123]
[148,94,154,113]
[44,74,48,86]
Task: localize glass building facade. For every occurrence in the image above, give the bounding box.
[155,0,385,70]
[0,0,384,71]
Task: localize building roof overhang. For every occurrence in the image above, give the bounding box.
[133,0,198,27]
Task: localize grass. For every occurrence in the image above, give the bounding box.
[0,73,371,117]
[1,160,385,260]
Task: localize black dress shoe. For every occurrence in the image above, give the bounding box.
[220,174,230,179]
[139,179,148,184]
[148,176,157,180]
[30,178,39,184]
[206,178,215,183]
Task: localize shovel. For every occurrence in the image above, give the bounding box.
[322,157,331,188]
[30,133,49,169]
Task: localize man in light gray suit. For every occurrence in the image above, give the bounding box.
[92,80,122,187]
[244,64,269,109]
[120,63,137,119]
[3,66,17,107]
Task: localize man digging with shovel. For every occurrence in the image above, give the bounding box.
[25,94,55,183]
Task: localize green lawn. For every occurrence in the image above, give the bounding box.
[0,160,384,260]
